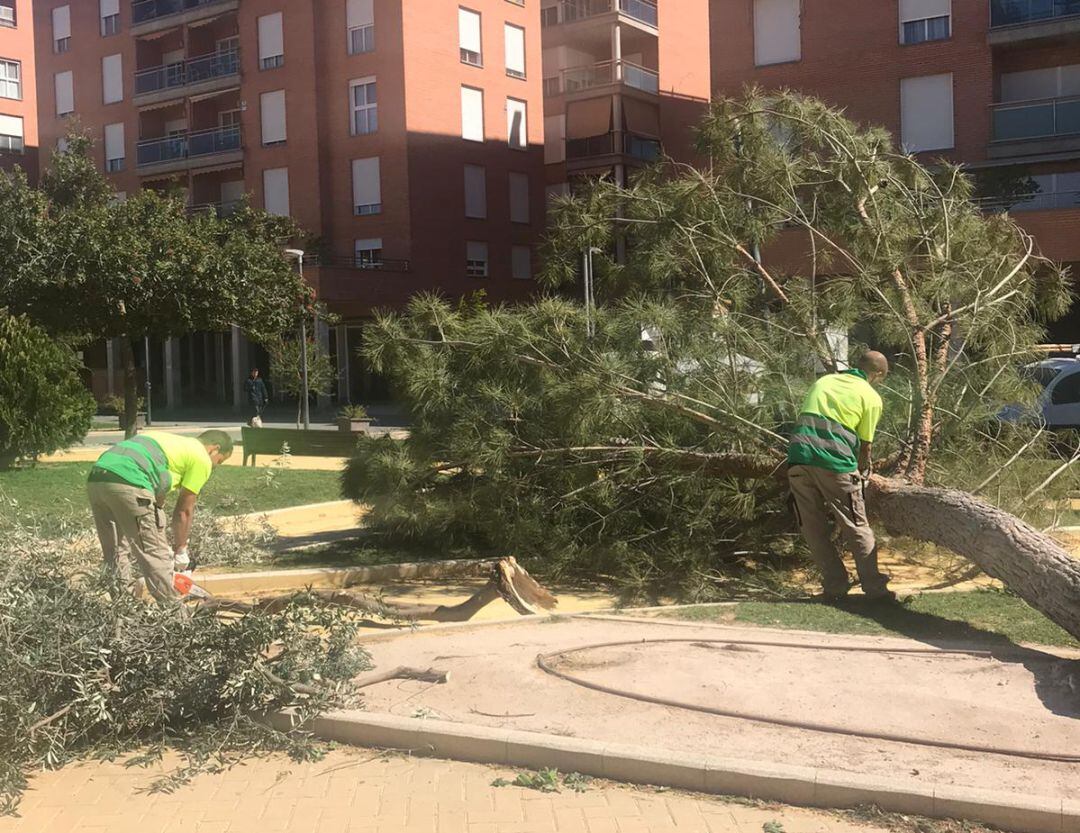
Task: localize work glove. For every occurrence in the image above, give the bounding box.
[174,548,195,574]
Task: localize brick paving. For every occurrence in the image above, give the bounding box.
[0,749,893,833]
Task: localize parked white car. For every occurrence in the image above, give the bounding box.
[1003,357,1080,428]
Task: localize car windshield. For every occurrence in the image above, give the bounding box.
[1021,365,1061,389]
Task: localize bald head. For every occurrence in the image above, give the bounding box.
[857,351,889,384]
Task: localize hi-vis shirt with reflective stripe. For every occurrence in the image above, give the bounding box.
[91,436,173,500]
[787,369,882,474]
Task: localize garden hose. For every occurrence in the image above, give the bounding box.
[535,637,1080,764]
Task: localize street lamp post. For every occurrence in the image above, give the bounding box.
[582,246,602,338]
[284,249,310,430]
[144,336,153,427]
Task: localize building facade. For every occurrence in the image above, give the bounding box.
[0,0,37,179]
[32,0,547,408]
[711,0,1080,337]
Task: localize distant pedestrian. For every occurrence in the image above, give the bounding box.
[244,368,268,427]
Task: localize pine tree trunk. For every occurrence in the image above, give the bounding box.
[121,338,139,440]
[867,477,1080,640]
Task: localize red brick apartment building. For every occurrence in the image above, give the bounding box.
[712,0,1080,338]
[0,0,37,179]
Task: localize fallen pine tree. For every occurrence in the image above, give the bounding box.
[344,90,1080,640]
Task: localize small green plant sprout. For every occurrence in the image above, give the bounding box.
[339,404,370,421]
[515,768,561,792]
[491,777,513,788]
[562,772,591,792]
[763,822,785,833]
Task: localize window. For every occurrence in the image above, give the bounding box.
[753,0,800,66]
[461,86,484,141]
[509,172,530,223]
[347,0,375,54]
[100,0,120,36]
[504,24,525,79]
[512,246,532,280]
[354,238,383,268]
[352,156,381,215]
[0,3,14,27]
[260,90,287,145]
[0,114,23,153]
[102,54,123,104]
[466,241,488,277]
[258,12,285,70]
[263,168,290,216]
[506,98,527,149]
[53,6,71,53]
[899,0,950,45]
[219,109,242,129]
[104,122,124,172]
[900,73,953,152]
[1051,372,1080,405]
[459,8,482,66]
[0,59,20,100]
[55,71,74,116]
[350,77,377,135]
[464,164,487,218]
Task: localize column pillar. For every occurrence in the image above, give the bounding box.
[105,338,118,397]
[215,332,227,404]
[231,325,245,411]
[336,324,351,405]
[612,23,623,81]
[163,338,181,411]
[316,318,332,410]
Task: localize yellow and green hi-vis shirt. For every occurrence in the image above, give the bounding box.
[89,431,213,500]
[787,369,883,473]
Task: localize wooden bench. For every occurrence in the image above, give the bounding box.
[241,426,362,466]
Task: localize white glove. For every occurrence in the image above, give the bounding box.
[174,548,191,573]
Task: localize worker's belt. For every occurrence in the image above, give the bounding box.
[87,467,140,487]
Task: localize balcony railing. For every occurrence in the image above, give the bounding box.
[131,0,233,26]
[990,0,1080,27]
[137,126,241,168]
[991,95,1080,141]
[542,0,658,28]
[566,131,661,161]
[624,132,661,161]
[307,254,411,273]
[557,59,659,95]
[979,189,1080,211]
[187,199,242,217]
[135,49,239,96]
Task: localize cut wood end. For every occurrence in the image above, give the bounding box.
[493,557,559,615]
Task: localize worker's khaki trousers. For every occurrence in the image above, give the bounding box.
[787,465,890,597]
[87,481,177,601]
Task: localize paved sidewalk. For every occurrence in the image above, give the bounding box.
[0,750,895,833]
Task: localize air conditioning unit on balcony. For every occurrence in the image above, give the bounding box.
[0,6,15,25]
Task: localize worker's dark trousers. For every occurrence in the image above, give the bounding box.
[788,465,891,597]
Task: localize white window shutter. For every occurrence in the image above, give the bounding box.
[512,246,531,280]
[258,13,284,60]
[898,0,950,22]
[506,98,527,149]
[509,172,530,224]
[1000,67,1059,101]
[459,8,482,53]
[53,5,71,40]
[55,71,74,114]
[464,165,487,219]
[347,0,374,28]
[104,122,124,160]
[260,90,287,144]
[900,73,954,153]
[355,237,382,252]
[461,86,484,141]
[544,114,565,164]
[100,0,120,17]
[0,114,22,138]
[102,54,123,104]
[352,157,382,209]
[505,24,525,75]
[466,241,488,263]
[221,180,246,204]
[263,168,290,216]
[753,0,800,66]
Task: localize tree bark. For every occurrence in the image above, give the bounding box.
[121,337,139,439]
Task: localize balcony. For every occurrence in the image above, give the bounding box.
[137,126,242,173]
[543,0,657,27]
[131,0,238,35]
[989,95,1080,159]
[989,0,1080,44]
[550,59,659,96]
[979,189,1080,211]
[307,254,411,273]
[134,49,239,104]
[187,199,242,217]
[566,131,660,163]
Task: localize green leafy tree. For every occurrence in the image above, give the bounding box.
[268,332,337,428]
[0,309,95,469]
[344,90,1080,639]
[0,136,308,437]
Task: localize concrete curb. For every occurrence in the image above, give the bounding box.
[197,558,495,595]
[271,710,1074,833]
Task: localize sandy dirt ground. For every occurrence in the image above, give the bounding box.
[353,616,1080,801]
[41,447,347,471]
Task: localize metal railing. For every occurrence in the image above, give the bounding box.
[131,0,233,26]
[187,199,242,217]
[990,0,1080,27]
[134,48,239,96]
[978,189,1080,211]
[557,59,659,94]
[306,254,411,273]
[624,132,661,161]
[565,131,660,161]
[136,125,241,168]
[542,0,658,28]
[991,95,1080,141]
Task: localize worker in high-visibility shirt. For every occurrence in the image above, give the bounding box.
[787,351,894,601]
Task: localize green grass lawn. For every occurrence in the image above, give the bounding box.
[673,590,1078,648]
[0,462,342,532]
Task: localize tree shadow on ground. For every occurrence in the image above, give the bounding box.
[819,597,1080,720]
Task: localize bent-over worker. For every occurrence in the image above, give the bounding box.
[787,352,893,601]
[86,430,233,600]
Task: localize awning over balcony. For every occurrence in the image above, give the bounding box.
[623,96,660,138]
[567,97,612,138]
